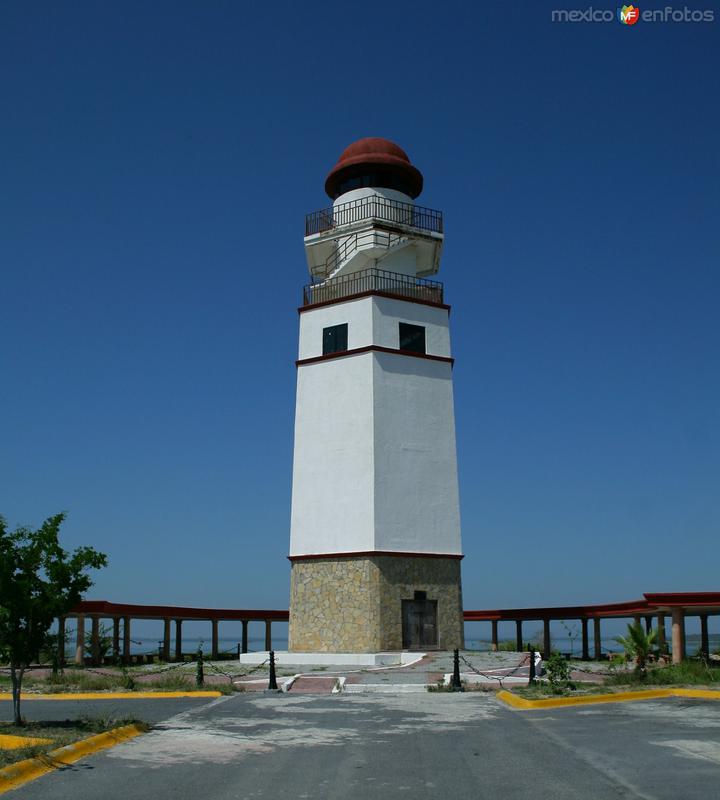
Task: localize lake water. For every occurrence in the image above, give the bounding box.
[63,631,720,658]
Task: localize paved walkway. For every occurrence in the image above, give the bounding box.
[232,650,533,692]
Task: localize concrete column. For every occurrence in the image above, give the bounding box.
[543,619,551,657]
[491,620,499,652]
[211,619,219,660]
[241,620,248,654]
[657,614,667,654]
[91,616,101,665]
[264,620,272,652]
[57,616,66,667]
[581,618,589,660]
[515,620,523,652]
[593,618,602,660]
[75,614,85,665]
[644,616,653,634]
[163,619,171,661]
[112,617,120,660]
[633,615,642,626]
[671,608,686,664]
[175,619,183,661]
[123,616,131,664]
[700,614,709,659]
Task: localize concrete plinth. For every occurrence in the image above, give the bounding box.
[238,651,425,667]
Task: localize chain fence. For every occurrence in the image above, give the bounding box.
[458,654,530,688]
[1,653,272,686]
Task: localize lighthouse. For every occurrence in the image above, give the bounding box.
[288,138,464,653]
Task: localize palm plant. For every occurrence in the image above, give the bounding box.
[616,622,657,676]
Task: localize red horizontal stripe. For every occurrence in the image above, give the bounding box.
[296,345,454,368]
[288,550,463,561]
[299,290,450,313]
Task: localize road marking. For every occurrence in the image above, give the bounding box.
[343,683,430,693]
[0,724,145,795]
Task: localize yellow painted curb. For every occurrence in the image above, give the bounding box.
[496,687,720,710]
[673,688,720,700]
[0,723,145,795]
[0,735,53,750]
[0,691,221,701]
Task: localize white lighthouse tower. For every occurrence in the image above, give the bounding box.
[288,138,464,653]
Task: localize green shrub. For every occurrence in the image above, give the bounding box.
[545,652,573,693]
[615,622,657,677]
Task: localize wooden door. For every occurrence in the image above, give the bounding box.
[402,597,438,649]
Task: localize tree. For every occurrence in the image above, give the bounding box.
[616,621,657,677]
[0,513,107,725]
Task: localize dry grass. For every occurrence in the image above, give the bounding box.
[0,718,148,768]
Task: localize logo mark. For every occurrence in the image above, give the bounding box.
[618,4,640,24]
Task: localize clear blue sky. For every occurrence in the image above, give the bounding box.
[2,1,718,618]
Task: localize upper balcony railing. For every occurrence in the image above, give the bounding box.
[303,267,444,307]
[305,195,443,237]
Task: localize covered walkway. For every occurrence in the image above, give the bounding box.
[62,592,719,666]
[62,600,289,666]
[464,592,720,663]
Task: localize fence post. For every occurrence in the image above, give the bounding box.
[268,650,278,691]
[196,647,204,688]
[528,648,536,685]
[450,649,463,692]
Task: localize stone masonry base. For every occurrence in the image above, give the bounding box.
[288,554,464,653]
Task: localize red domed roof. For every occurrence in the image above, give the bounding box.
[324,137,423,200]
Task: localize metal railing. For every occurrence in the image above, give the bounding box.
[322,229,406,278]
[305,195,443,237]
[303,267,444,307]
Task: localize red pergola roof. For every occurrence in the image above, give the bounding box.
[71,592,720,624]
[464,592,720,622]
[70,600,289,622]
[644,592,720,608]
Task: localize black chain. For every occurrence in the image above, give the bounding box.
[459,654,529,688]
[206,658,269,682]
[5,656,272,686]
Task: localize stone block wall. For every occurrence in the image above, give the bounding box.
[288,554,464,652]
[377,556,464,650]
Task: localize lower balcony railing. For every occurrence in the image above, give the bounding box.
[302,267,444,307]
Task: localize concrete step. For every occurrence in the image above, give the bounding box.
[287,676,339,693]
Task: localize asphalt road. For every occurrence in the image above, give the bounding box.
[0,696,215,726]
[8,693,720,799]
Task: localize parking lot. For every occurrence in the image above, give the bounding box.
[6,690,719,799]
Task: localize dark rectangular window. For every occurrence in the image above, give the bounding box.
[399,323,426,354]
[322,323,348,355]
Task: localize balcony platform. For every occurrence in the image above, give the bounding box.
[304,195,443,279]
[302,267,444,308]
